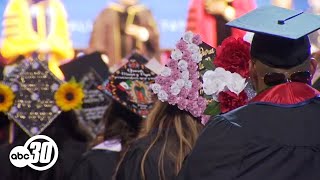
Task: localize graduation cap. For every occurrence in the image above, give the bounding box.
[59,52,110,81]
[106,53,158,118]
[5,60,63,136]
[73,69,112,139]
[227,6,320,69]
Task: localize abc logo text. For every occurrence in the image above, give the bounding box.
[9,135,59,171]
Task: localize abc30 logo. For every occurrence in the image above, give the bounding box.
[9,135,59,171]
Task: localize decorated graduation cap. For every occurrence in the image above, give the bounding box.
[227,6,320,68]
[60,52,112,139]
[73,70,112,139]
[0,59,84,136]
[106,52,158,118]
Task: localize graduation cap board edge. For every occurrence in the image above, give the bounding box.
[227,6,320,40]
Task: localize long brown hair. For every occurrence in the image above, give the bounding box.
[139,101,203,180]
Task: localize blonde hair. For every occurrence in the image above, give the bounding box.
[138,101,203,180]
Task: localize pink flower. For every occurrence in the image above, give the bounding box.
[179,88,189,98]
[189,108,201,117]
[170,71,180,80]
[168,94,178,105]
[188,90,199,100]
[187,102,195,111]
[176,39,188,51]
[191,72,200,80]
[188,63,198,72]
[192,79,202,90]
[162,84,171,92]
[155,76,167,85]
[177,98,188,110]
[201,115,211,125]
[167,59,178,69]
[192,34,202,45]
[197,97,207,107]
[182,50,192,60]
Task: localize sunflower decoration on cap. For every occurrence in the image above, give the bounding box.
[0,83,15,112]
[54,78,85,111]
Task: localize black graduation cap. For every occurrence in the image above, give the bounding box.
[227,6,320,69]
[59,52,110,81]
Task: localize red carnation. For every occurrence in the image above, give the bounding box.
[214,37,250,78]
[218,91,248,113]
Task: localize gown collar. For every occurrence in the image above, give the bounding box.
[93,139,122,152]
[250,82,320,105]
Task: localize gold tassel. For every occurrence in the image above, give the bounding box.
[8,120,14,144]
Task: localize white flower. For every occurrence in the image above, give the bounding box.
[10,106,18,114]
[170,84,181,95]
[203,78,226,95]
[50,83,59,91]
[191,53,202,63]
[181,71,190,80]
[158,90,168,102]
[11,84,18,92]
[185,80,192,89]
[174,79,185,88]
[212,94,219,102]
[188,44,200,53]
[31,93,39,101]
[150,83,162,94]
[30,127,39,135]
[227,73,248,95]
[202,68,232,95]
[183,31,194,43]
[160,67,172,77]
[51,106,59,113]
[178,60,188,71]
[32,62,40,69]
[171,49,183,60]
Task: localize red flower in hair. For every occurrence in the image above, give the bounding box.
[218,91,248,113]
[214,37,250,78]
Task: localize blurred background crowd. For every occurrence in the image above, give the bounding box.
[0,0,319,71]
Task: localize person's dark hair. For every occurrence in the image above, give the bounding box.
[102,100,142,147]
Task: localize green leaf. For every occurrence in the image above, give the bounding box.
[202,60,215,70]
[69,76,84,88]
[204,101,221,116]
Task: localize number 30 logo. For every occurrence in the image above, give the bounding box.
[9,135,59,171]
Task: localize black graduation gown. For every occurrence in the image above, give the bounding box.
[177,96,320,180]
[0,137,87,180]
[69,149,119,180]
[116,134,175,180]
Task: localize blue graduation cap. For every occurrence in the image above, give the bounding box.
[227,6,320,68]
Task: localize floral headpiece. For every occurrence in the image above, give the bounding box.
[151,31,253,124]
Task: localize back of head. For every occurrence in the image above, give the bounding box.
[227,6,320,91]
[139,101,203,179]
[103,100,143,148]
